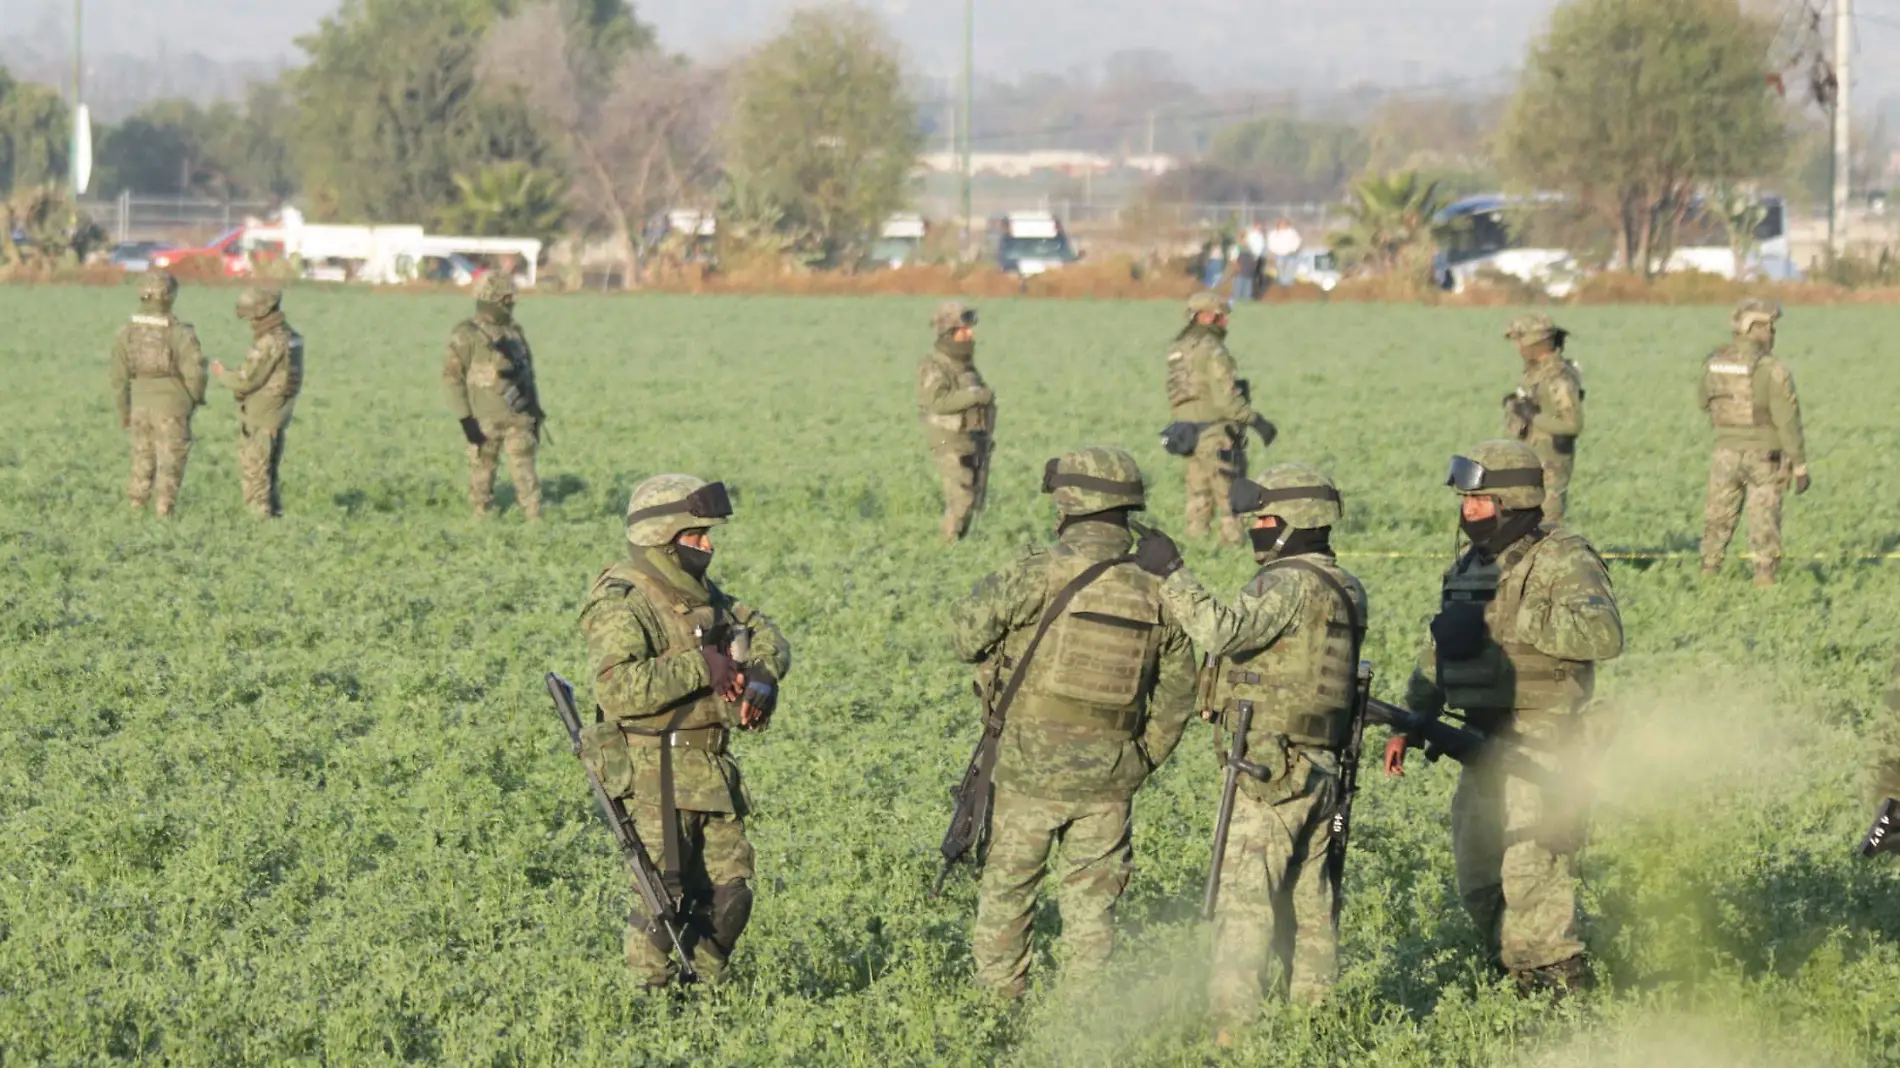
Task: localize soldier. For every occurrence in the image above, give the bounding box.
[1163,291,1276,546]
[110,271,206,516]
[210,287,304,519]
[948,447,1198,996]
[1699,299,1808,586]
[1382,440,1623,997]
[917,301,995,542]
[444,273,544,519]
[1500,314,1584,525]
[1129,463,1368,1031]
[579,474,791,987]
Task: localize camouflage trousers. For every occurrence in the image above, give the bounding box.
[932,446,978,542]
[1184,425,1244,546]
[1209,755,1340,1023]
[238,425,287,518]
[1451,713,1589,973]
[622,803,755,987]
[468,415,541,518]
[1700,448,1784,577]
[973,789,1133,996]
[127,409,192,515]
[1539,453,1574,527]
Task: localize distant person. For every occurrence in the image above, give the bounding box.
[1161,292,1277,546]
[1243,223,1268,298]
[916,302,995,543]
[1698,299,1807,586]
[1266,218,1302,287]
[110,271,206,517]
[1499,314,1585,525]
[211,287,303,519]
[1233,240,1259,302]
[443,273,545,520]
[1201,236,1228,289]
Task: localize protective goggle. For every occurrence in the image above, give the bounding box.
[1042,459,1142,497]
[1446,456,1543,493]
[1229,481,1341,515]
[627,481,733,525]
[956,308,978,327]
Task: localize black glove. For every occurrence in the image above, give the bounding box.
[459,416,486,446]
[699,646,743,700]
[1249,414,1278,450]
[1132,522,1184,577]
[1794,469,1811,495]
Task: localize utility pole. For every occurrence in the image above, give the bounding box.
[960,0,974,255]
[1831,0,1851,256]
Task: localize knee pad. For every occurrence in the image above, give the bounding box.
[708,880,754,956]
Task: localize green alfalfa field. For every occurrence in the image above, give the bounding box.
[2,284,1898,1066]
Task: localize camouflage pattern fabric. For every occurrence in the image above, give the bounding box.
[931,448,978,542]
[1876,648,1900,802]
[126,410,192,515]
[621,803,755,986]
[467,413,543,519]
[1185,425,1246,545]
[238,427,287,519]
[1208,762,1339,1020]
[917,339,993,542]
[1699,340,1805,463]
[1700,447,1784,578]
[1166,324,1258,543]
[218,314,304,518]
[972,789,1132,995]
[1505,353,1584,526]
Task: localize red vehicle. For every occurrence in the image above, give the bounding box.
[149,226,284,277]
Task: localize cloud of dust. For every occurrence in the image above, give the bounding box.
[1524,1006,1838,1068]
[1002,925,1212,1067]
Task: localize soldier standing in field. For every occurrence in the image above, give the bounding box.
[917,301,995,543]
[579,474,791,987]
[1699,299,1808,586]
[1499,314,1584,526]
[110,271,206,516]
[1383,439,1623,998]
[1129,463,1368,1035]
[210,287,303,519]
[1163,292,1276,546]
[948,447,1198,997]
[443,273,544,519]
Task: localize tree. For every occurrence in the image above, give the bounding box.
[1328,171,1446,275]
[440,160,569,244]
[1502,0,1787,276]
[483,1,717,287]
[0,67,70,195]
[722,5,921,267]
[1207,116,1369,202]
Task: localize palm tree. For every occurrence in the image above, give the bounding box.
[1329,171,1446,276]
[439,162,568,246]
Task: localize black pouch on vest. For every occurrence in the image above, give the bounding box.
[1160,421,1202,457]
[1431,600,1490,662]
[1552,435,1576,456]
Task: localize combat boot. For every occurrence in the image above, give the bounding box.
[1753,564,1777,588]
[1511,955,1587,1001]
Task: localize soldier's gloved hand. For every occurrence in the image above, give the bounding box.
[699,646,745,702]
[1793,466,1811,495]
[1131,522,1184,577]
[459,416,486,446]
[739,676,777,730]
[1249,414,1278,449]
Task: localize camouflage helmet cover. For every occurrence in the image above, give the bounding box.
[932,301,977,335]
[1231,462,1342,529]
[1042,446,1146,517]
[138,270,178,309]
[235,287,281,320]
[626,473,731,547]
[1504,313,1564,343]
[1186,290,1231,318]
[474,272,517,305]
[1447,438,1546,510]
[1731,298,1780,334]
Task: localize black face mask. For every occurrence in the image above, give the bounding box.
[937,337,975,360]
[673,542,713,579]
[1249,524,1331,559]
[1461,508,1544,561]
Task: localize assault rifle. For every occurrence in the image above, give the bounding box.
[1860,797,1899,859]
[546,672,697,981]
[968,428,995,527]
[1203,699,1263,919]
[1325,661,1375,923]
[1365,693,1555,788]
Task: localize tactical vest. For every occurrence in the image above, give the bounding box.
[610,561,742,735]
[466,320,531,410]
[125,315,177,379]
[1437,536,1594,714]
[278,330,307,401]
[1164,345,1201,410]
[1010,547,1163,740]
[919,354,990,435]
[1205,557,1366,749]
[1703,349,1769,429]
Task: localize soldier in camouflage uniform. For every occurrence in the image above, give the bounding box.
[579,474,791,986]
[1383,440,1623,997]
[1130,464,1368,1029]
[1164,292,1276,546]
[917,302,995,542]
[443,274,544,519]
[210,287,304,519]
[110,271,206,516]
[1500,314,1584,526]
[948,447,1198,996]
[1699,300,1808,586]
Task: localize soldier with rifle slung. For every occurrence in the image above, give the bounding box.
[941,447,1197,997]
[1129,463,1369,1036]
[1159,291,1277,547]
[1382,440,1623,999]
[576,474,791,987]
[917,301,995,543]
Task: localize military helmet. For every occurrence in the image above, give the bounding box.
[625,474,732,547]
[1446,439,1546,510]
[474,272,517,305]
[1041,446,1146,517]
[235,287,281,320]
[932,301,977,335]
[1504,313,1565,345]
[1731,298,1780,334]
[1186,290,1231,319]
[1230,463,1342,529]
[138,270,178,309]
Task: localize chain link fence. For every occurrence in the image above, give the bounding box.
[76,192,278,245]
